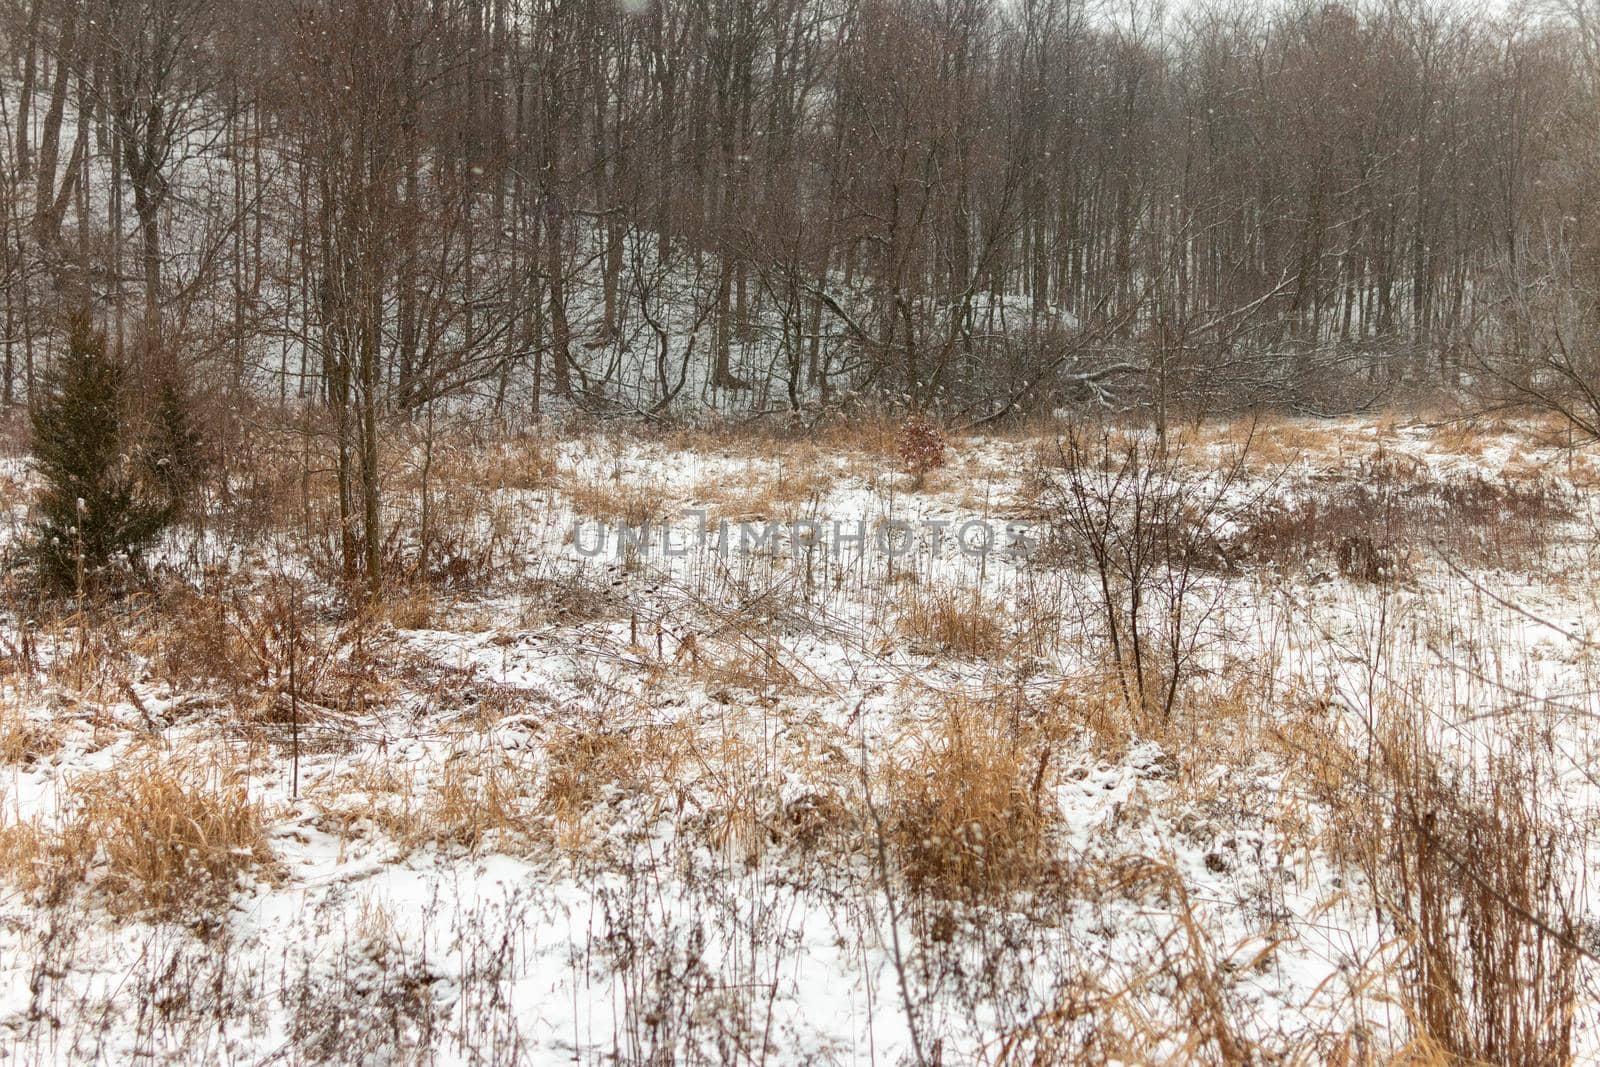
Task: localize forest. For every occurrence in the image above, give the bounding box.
[0,0,1593,425]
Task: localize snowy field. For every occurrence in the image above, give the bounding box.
[0,412,1596,1064]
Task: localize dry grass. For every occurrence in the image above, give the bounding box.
[413,430,558,495]
[515,571,624,627]
[3,752,276,917]
[992,854,1356,1064]
[0,697,60,765]
[424,751,539,852]
[1052,670,1148,760]
[374,582,439,630]
[541,722,690,849]
[210,413,336,540]
[308,759,425,846]
[560,472,668,528]
[1233,416,1356,468]
[897,589,1011,659]
[136,579,373,727]
[0,459,26,524]
[300,746,543,856]
[3,411,1597,1060]
[1378,730,1582,1067]
[139,586,256,695]
[1232,447,1573,580]
[688,462,835,525]
[661,410,906,468]
[1269,693,1587,1067]
[880,698,1057,900]
[810,412,904,460]
[1431,417,1507,458]
[674,636,813,696]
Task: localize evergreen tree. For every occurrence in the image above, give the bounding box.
[29,313,167,592]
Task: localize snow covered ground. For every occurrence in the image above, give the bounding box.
[0,413,1596,1064]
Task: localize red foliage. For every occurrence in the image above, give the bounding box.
[898,417,946,475]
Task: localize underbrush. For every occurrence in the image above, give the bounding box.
[543,721,692,850]
[0,413,1595,1061]
[1275,700,1591,1067]
[1,752,276,918]
[1377,729,1584,1066]
[0,696,59,765]
[560,471,668,529]
[1028,428,1576,589]
[138,578,370,728]
[880,698,1060,901]
[425,751,541,853]
[896,589,1012,659]
[1234,449,1574,581]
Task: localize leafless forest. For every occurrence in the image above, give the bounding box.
[2,0,1599,425]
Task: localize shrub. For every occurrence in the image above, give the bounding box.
[1033,426,1250,720]
[897,416,946,482]
[1233,452,1573,581]
[139,371,205,515]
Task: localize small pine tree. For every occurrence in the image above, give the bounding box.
[29,313,167,592]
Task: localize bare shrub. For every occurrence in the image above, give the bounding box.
[898,416,947,483]
[1235,450,1573,581]
[1033,425,1251,720]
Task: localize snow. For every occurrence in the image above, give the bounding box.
[0,417,1597,1062]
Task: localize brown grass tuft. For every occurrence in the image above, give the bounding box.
[898,590,1011,659]
[561,474,668,528]
[0,699,60,765]
[541,722,688,849]
[881,699,1057,899]
[689,462,835,525]
[424,751,538,852]
[5,753,276,917]
[375,582,439,631]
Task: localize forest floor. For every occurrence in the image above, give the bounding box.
[0,410,1597,1064]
